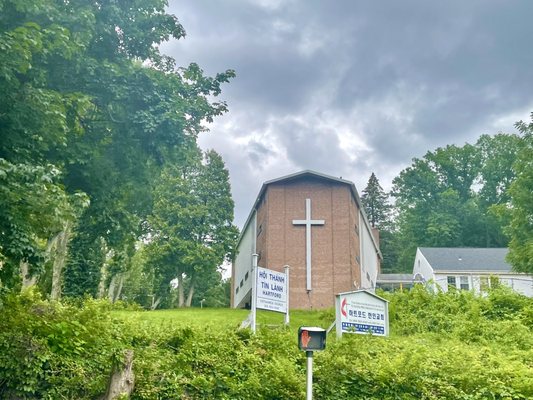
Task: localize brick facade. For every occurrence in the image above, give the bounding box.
[233,171,379,310]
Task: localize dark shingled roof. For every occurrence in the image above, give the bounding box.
[419,247,510,272]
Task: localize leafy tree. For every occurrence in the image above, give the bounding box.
[0,0,235,298]
[507,114,533,272]
[146,150,238,307]
[392,136,521,271]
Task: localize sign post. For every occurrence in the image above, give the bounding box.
[335,290,389,338]
[284,265,290,325]
[251,253,258,333]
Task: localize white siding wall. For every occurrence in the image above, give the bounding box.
[233,212,256,308]
[359,212,379,290]
[434,272,533,297]
[412,248,435,283]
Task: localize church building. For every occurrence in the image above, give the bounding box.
[232,170,382,310]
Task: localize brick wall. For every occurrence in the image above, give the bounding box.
[257,176,362,309]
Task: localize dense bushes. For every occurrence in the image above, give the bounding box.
[1,286,532,399]
[0,289,127,398]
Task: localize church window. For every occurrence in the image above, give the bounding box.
[240,279,244,288]
[257,224,262,237]
[354,224,359,235]
[235,287,239,294]
[355,256,360,265]
[245,272,249,281]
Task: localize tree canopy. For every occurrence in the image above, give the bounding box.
[507,114,533,272]
[0,0,237,305]
[390,134,522,271]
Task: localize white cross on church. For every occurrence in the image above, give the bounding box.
[292,198,325,291]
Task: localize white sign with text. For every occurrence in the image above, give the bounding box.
[256,266,288,313]
[335,290,389,337]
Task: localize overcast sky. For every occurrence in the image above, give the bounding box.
[164,0,533,228]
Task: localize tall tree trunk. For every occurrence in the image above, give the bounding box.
[185,276,195,307]
[108,275,117,302]
[150,296,161,310]
[177,273,185,307]
[50,222,72,301]
[98,262,108,299]
[97,242,113,299]
[20,260,37,289]
[114,274,124,302]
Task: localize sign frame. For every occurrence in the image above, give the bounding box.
[250,258,290,333]
[335,290,389,338]
[256,266,288,313]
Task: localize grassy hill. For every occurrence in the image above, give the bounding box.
[112,307,332,334]
[1,286,532,399]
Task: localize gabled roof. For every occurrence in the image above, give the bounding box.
[237,170,382,259]
[419,247,510,272]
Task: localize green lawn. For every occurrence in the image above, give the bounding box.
[113,307,335,334]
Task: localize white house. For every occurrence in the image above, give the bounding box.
[412,247,533,297]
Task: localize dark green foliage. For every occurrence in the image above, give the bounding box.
[0,0,236,299]
[0,289,127,398]
[391,134,522,271]
[1,287,532,399]
[145,150,238,307]
[360,172,399,272]
[507,114,533,273]
[361,172,392,228]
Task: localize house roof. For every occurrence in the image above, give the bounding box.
[419,247,510,272]
[236,170,382,259]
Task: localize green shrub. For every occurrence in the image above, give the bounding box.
[1,286,532,399]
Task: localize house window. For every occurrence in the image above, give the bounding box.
[447,276,456,288]
[448,276,469,290]
[459,276,469,290]
[245,272,249,281]
[480,276,490,292]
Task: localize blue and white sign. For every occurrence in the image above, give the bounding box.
[256,266,288,313]
[335,290,389,338]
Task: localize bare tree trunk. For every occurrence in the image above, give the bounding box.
[103,349,135,400]
[20,260,37,289]
[150,296,161,310]
[50,222,71,301]
[185,276,195,307]
[177,273,185,307]
[98,262,108,299]
[114,274,124,303]
[108,275,117,302]
[98,242,113,299]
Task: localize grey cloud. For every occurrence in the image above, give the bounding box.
[166,0,533,227]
